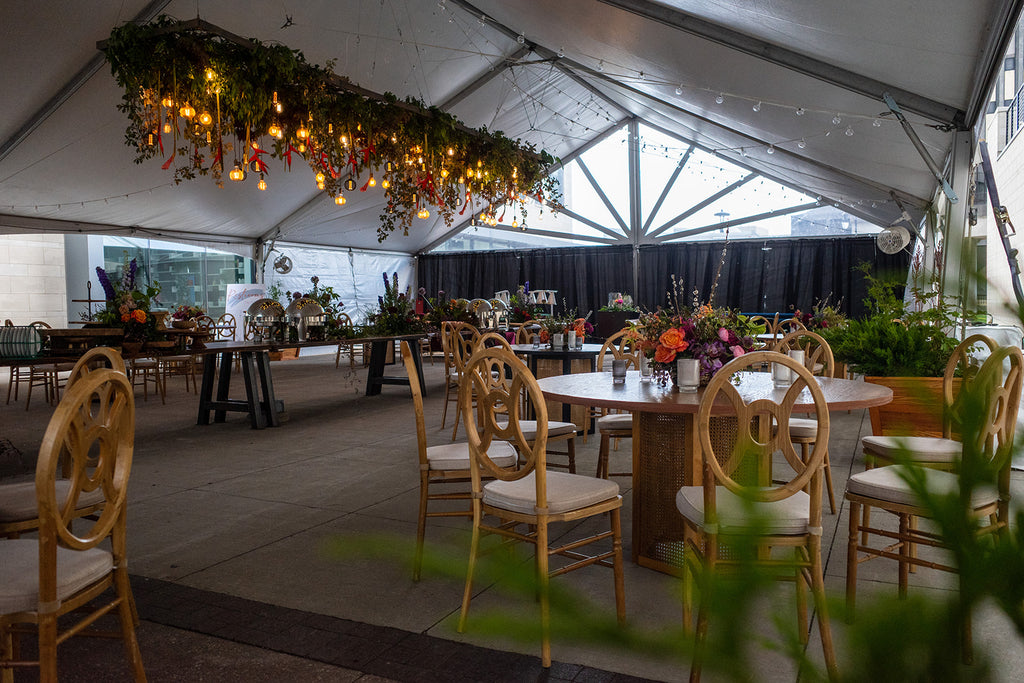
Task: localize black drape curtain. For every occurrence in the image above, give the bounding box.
[418,237,909,319]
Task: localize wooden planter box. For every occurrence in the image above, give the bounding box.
[864,376,947,437]
[594,310,639,340]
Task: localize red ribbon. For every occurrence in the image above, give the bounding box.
[157,132,164,156]
[284,144,304,170]
[360,143,376,167]
[212,142,223,171]
[249,143,269,174]
[161,153,175,170]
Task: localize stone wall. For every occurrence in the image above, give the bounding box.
[0,234,68,327]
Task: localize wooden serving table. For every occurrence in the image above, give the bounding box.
[195,334,426,429]
[537,371,893,574]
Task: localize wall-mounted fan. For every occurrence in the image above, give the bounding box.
[273,254,293,274]
[876,225,911,254]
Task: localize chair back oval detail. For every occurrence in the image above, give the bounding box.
[773,329,834,378]
[66,346,127,389]
[597,328,639,371]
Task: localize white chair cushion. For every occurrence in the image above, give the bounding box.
[0,480,105,522]
[676,486,812,536]
[787,417,823,440]
[496,420,577,440]
[483,471,619,515]
[0,539,113,613]
[426,441,517,471]
[597,413,633,431]
[861,436,961,463]
[846,464,998,509]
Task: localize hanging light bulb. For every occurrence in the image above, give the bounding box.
[161,96,174,108]
[199,112,213,126]
[268,123,281,138]
[440,168,449,179]
[517,33,525,44]
[298,143,306,153]
[179,102,196,118]
[335,194,347,205]
[418,207,430,219]
[795,107,805,116]
[163,122,172,134]
[340,135,348,146]
[512,218,519,228]
[752,101,762,112]
[296,125,309,140]
[147,133,154,146]
[316,180,325,190]
[466,169,474,179]
[675,84,683,95]
[797,138,807,149]
[832,113,842,125]
[315,172,326,184]
[557,46,565,58]
[229,164,244,181]
[457,176,465,184]
[381,178,390,189]
[205,68,216,81]
[845,126,855,137]
[384,160,394,172]
[272,91,282,114]
[368,174,376,187]
[345,177,357,191]
[447,147,455,156]
[715,93,724,104]
[258,177,267,191]
[766,144,775,154]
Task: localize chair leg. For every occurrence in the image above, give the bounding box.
[823,449,836,514]
[115,568,146,681]
[458,512,482,633]
[810,537,838,681]
[846,500,860,618]
[898,513,910,598]
[596,433,611,479]
[37,613,58,683]
[795,561,808,645]
[441,380,451,429]
[610,508,626,626]
[414,475,429,581]
[566,437,576,474]
[536,519,551,668]
[451,390,463,441]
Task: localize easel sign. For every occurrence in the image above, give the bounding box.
[225,284,267,341]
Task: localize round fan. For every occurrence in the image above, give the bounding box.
[273,254,293,274]
[876,225,911,254]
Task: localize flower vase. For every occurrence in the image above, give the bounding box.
[552,333,564,349]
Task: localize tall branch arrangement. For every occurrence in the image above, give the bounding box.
[100,17,560,241]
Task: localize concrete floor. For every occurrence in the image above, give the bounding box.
[3,350,1024,682]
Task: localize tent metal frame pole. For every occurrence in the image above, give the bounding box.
[482,223,618,245]
[627,119,643,300]
[0,213,254,247]
[655,201,820,242]
[0,0,172,164]
[440,46,531,110]
[596,0,963,127]
[642,145,694,234]
[648,175,755,239]
[576,157,630,234]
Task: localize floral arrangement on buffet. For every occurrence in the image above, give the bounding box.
[600,294,636,311]
[790,299,847,331]
[507,283,543,324]
[365,272,424,336]
[420,289,477,329]
[100,17,559,242]
[630,279,763,386]
[287,276,349,339]
[93,256,164,342]
[171,304,205,321]
[538,306,593,343]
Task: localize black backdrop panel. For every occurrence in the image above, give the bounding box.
[419,237,909,319]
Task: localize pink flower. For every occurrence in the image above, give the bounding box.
[718,327,730,342]
[730,345,745,356]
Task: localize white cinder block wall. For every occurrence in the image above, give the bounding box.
[0,234,68,327]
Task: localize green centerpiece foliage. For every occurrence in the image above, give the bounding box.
[421,289,476,330]
[100,17,560,242]
[365,272,424,336]
[93,256,164,342]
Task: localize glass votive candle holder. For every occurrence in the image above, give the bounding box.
[568,331,576,348]
[772,360,791,388]
[639,353,653,382]
[612,359,627,384]
[677,358,700,392]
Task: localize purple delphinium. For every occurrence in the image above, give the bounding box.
[96,266,116,300]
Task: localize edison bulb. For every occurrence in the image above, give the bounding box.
[229,164,244,181]
[368,175,376,187]
[199,112,212,126]
[258,178,267,191]
[315,172,326,184]
[335,194,346,205]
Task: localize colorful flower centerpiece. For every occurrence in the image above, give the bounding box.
[507,283,542,324]
[791,299,847,331]
[94,256,164,342]
[600,294,635,311]
[421,289,476,330]
[171,304,205,328]
[365,272,424,336]
[630,283,764,387]
[538,306,593,346]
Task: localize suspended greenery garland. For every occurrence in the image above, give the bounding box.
[100,17,560,242]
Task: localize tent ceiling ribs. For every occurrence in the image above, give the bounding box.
[440,45,531,110]
[0,0,172,164]
[648,174,755,239]
[655,201,820,243]
[0,212,254,246]
[484,222,618,245]
[596,0,965,128]
[575,157,630,234]
[642,144,694,233]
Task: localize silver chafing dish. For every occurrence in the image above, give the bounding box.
[285,296,326,341]
[245,298,287,342]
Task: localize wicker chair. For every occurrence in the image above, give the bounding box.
[457,346,625,668]
[677,351,836,681]
[0,370,145,681]
[845,345,1023,662]
[446,321,481,439]
[592,329,639,479]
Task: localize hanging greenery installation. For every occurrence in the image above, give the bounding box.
[99,17,559,241]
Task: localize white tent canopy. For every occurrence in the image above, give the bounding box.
[1,0,1020,256]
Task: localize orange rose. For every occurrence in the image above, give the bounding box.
[121,313,130,323]
[658,328,688,350]
[133,309,147,323]
[654,344,677,363]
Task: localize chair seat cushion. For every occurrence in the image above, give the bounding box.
[0,480,105,522]
[846,464,998,509]
[787,417,824,440]
[597,413,633,431]
[0,539,113,613]
[426,441,516,471]
[497,420,577,440]
[676,486,812,535]
[483,471,619,515]
[861,436,961,463]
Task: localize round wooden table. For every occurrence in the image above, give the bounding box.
[536,370,893,574]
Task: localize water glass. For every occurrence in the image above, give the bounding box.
[677,358,700,392]
[639,353,653,382]
[772,361,791,388]
[612,359,627,384]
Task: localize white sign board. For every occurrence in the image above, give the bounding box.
[225,284,267,341]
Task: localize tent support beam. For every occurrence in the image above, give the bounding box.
[0,213,255,247]
[440,46,531,110]
[648,175,755,238]
[0,0,172,164]
[576,157,630,234]
[642,145,694,234]
[596,0,964,127]
[655,202,820,242]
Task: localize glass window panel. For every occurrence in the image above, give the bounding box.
[669,206,882,242]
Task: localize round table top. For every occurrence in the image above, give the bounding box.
[510,343,604,358]
[536,370,893,415]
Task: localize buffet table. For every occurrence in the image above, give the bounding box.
[195,334,426,429]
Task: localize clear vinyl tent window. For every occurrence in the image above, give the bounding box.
[432,120,882,252]
[100,236,254,316]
